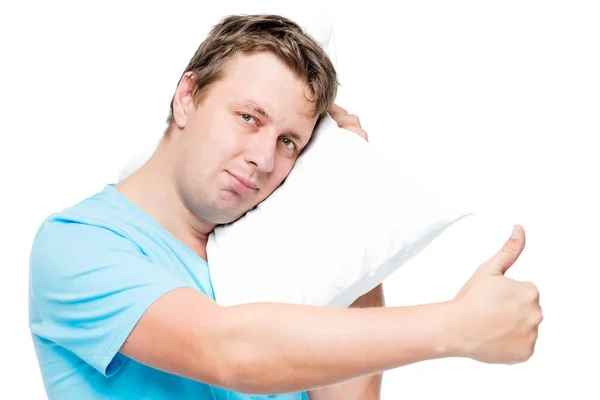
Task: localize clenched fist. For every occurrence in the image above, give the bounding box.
[453,225,543,364]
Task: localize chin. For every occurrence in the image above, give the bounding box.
[198,191,262,226]
[209,209,247,226]
[207,201,255,226]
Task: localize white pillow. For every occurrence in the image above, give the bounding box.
[118,113,471,307]
[205,114,471,307]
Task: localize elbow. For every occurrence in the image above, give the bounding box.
[196,306,274,394]
[213,334,277,394]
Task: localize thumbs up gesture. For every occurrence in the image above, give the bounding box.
[452,225,543,364]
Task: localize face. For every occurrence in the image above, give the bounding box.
[169,52,318,224]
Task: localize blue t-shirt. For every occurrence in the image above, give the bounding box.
[29,184,309,400]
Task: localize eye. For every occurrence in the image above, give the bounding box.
[240,113,257,125]
[280,137,296,150]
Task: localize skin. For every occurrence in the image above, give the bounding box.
[115,51,543,397]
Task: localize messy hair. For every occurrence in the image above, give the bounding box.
[165,13,339,132]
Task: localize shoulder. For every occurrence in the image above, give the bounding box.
[28,185,186,324]
[28,188,190,379]
[31,184,142,254]
[30,185,148,287]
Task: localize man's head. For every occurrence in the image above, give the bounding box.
[162,14,338,225]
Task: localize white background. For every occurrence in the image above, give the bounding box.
[1,0,599,398]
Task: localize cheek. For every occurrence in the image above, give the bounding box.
[215,120,248,152]
[269,157,296,186]
[203,129,245,166]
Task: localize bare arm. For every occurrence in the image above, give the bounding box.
[119,227,542,395]
[307,284,385,400]
[120,285,459,395]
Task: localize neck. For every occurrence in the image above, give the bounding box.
[115,138,214,260]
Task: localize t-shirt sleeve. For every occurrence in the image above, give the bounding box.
[29,219,190,377]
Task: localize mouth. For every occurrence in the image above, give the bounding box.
[227,171,259,194]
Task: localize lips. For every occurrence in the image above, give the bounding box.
[227,171,258,194]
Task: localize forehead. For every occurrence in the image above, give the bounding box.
[212,52,318,122]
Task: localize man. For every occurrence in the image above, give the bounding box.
[29,14,542,400]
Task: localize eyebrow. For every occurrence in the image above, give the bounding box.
[238,99,307,144]
[240,99,272,121]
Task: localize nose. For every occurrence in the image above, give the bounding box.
[244,131,276,173]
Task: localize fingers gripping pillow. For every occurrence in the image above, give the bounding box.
[205,114,471,307]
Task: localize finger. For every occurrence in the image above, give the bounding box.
[481,224,526,276]
[342,125,369,141]
[329,103,348,116]
[333,114,362,129]
[522,281,540,302]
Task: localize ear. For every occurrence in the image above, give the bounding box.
[171,72,197,129]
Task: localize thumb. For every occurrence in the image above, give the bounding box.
[481,224,526,275]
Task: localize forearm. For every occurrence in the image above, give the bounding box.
[308,284,385,400]
[218,299,461,394]
[308,373,382,400]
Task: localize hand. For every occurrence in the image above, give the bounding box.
[329,104,369,141]
[452,225,543,364]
